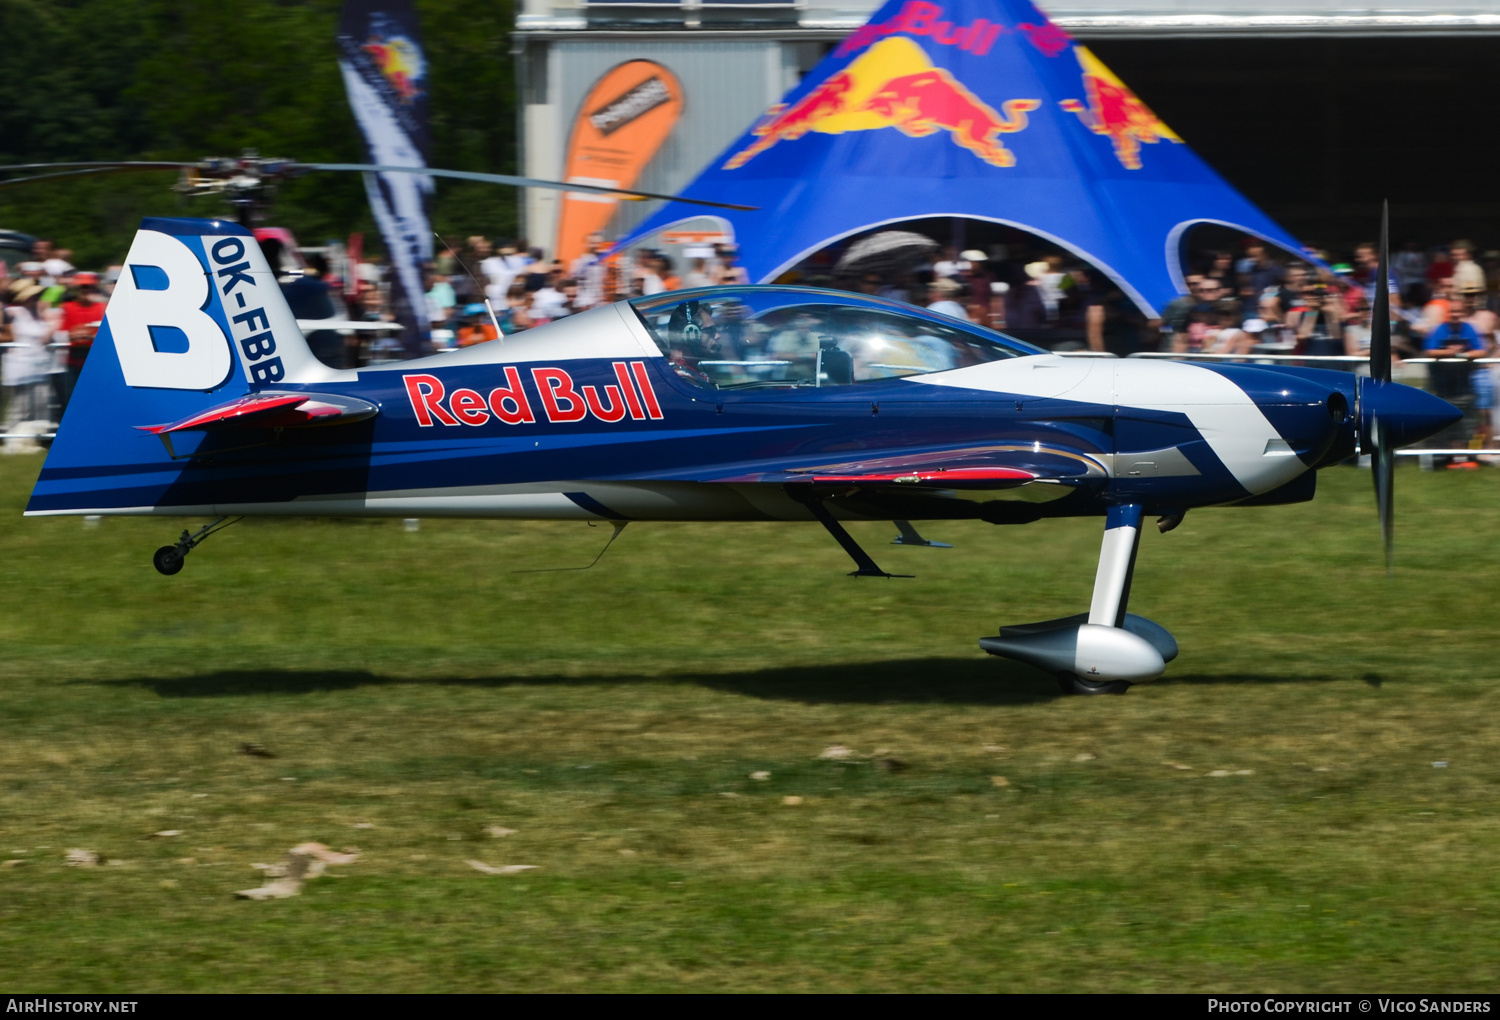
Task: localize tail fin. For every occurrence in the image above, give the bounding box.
[26,216,346,515]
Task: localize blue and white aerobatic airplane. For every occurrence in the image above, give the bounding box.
[26,216,1459,693]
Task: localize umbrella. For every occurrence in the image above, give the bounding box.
[834,230,939,273]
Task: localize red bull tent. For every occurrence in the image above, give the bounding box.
[616,0,1308,316]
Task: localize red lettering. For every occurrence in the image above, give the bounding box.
[959,18,987,50]
[404,374,459,427]
[836,23,879,56]
[488,366,536,425]
[613,361,647,420]
[532,367,587,423]
[897,1,942,36]
[629,362,664,420]
[933,21,965,45]
[582,384,628,423]
[449,388,490,426]
[971,22,1003,56]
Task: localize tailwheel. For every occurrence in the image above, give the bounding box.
[148,516,241,577]
[1056,671,1131,696]
[153,545,185,576]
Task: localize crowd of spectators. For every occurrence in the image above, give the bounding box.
[420,232,750,346]
[0,239,108,431]
[8,224,1500,450]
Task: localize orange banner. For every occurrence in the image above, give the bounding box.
[555,60,684,267]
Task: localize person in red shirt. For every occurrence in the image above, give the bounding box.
[58,273,105,413]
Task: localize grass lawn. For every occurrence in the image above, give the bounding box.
[1,453,1498,992]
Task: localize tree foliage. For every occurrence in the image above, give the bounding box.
[0,0,516,268]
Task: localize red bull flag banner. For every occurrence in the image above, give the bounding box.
[338,0,431,358]
[618,0,1306,315]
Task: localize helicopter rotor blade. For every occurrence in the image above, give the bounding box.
[293,163,757,211]
[0,167,183,190]
[0,161,193,177]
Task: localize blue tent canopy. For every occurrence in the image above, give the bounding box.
[617,0,1309,316]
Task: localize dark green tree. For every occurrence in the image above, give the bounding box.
[0,0,517,269]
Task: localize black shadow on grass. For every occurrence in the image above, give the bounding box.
[1155,673,1359,687]
[101,657,1068,705]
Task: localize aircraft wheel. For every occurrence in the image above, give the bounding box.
[1056,671,1131,696]
[153,546,185,576]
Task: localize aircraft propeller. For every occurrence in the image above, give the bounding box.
[1361,201,1396,573]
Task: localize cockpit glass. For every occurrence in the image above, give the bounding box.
[628,286,1044,390]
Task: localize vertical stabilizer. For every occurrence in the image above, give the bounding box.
[26,216,348,515]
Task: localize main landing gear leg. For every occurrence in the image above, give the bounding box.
[979,503,1178,694]
[152,516,239,576]
[789,488,911,578]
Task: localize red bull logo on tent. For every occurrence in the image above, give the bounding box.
[726,36,1040,170]
[1059,45,1180,170]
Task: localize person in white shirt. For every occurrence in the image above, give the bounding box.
[3,282,57,426]
[684,259,715,289]
[530,277,576,323]
[569,234,611,310]
[482,244,531,306]
[932,246,971,280]
[926,278,970,321]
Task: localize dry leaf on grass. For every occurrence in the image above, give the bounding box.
[466,861,537,876]
[147,830,183,839]
[782,796,804,806]
[65,849,100,867]
[290,842,358,865]
[485,826,518,838]
[1073,753,1096,762]
[819,745,854,760]
[749,771,771,781]
[236,842,356,900]
[990,776,1010,788]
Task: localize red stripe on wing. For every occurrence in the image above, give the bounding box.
[806,467,1035,484]
[136,394,308,434]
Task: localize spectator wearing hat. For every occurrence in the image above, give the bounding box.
[958,249,994,324]
[3,280,57,427]
[926,278,969,321]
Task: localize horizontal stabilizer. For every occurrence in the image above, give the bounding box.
[137,391,378,435]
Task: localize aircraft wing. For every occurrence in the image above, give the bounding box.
[692,443,1107,490]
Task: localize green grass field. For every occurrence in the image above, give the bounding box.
[2,454,1498,992]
